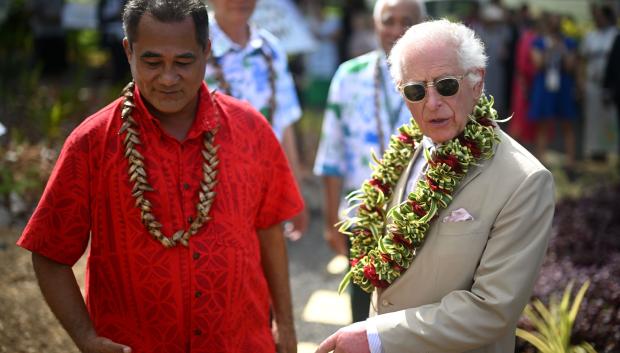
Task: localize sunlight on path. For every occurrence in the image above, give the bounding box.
[302,289,352,325]
[326,254,349,275]
[298,342,319,353]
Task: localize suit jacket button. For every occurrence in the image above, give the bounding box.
[381,299,390,306]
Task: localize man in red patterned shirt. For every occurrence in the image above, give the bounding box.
[17,1,303,352]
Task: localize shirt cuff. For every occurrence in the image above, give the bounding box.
[366,317,384,353]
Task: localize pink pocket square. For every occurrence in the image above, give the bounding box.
[442,208,474,223]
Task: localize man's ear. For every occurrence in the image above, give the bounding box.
[395,80,402,91]
[122,37,132,62]
[203,38,212,59]
[473,68,486,98]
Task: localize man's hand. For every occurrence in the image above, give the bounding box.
[79,334,132,353]
[272,319,297,353]
[324,226,348,256]
[31,253,132,353]
[315,321,370,353]
[285,208,309,241]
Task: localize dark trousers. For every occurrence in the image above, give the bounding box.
[347,237,371,322]
[616,102,620,157]
[350,282,371,322]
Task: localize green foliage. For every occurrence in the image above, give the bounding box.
[0,0,114,143]
[517,281,597,353]
[0,1,124,219]
[0,142,57,216]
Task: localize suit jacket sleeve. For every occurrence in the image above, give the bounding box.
[374,168,555,353]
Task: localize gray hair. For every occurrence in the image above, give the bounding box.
[373,0,428,22]
[388,19,487,84]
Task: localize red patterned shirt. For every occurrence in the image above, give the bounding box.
[18,83,303,353]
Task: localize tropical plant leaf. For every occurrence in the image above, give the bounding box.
[516,328,551,352]
[569,281,590,323]
[517,280,597,353]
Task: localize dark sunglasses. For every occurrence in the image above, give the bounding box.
[398,75,464,103]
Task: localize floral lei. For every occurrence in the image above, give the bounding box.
[338,94,500,294]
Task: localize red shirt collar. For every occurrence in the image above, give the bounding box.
[133,82,218,140]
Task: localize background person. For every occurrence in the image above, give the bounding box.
[603,30,620,169]
[97,0,130,82]
[301,0,341,110]
[508,7,538,145]
[27,0,67,76]
[528,13,579,176]
[204,0,308,240]
[580,4,618,162]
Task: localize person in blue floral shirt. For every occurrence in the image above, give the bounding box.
[313,0,426,322]
[205,0,307,239]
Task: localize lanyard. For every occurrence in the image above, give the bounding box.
[374,53,405,153]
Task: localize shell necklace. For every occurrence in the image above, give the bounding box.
[118,81,220,248]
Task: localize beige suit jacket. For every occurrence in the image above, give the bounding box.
[369,129,555,353]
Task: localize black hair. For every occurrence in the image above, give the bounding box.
[122,0,209,49]
[601,5,617,27]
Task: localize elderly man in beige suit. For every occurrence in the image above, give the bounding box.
[316,19,555,353]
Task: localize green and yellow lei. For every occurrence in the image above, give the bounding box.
[339,95,501,294]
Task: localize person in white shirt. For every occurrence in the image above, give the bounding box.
[205,0,308,239]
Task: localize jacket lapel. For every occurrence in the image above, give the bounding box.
[453,163,483,197]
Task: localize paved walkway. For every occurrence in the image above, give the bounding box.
[289,175,353,352]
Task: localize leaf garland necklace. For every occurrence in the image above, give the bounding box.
[339,94,500,293]
[208,48,276,123]
[118,81,220,248]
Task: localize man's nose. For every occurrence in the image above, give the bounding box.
[159,66,180,86]
[425,86,443,111]
[389,23,409,38]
